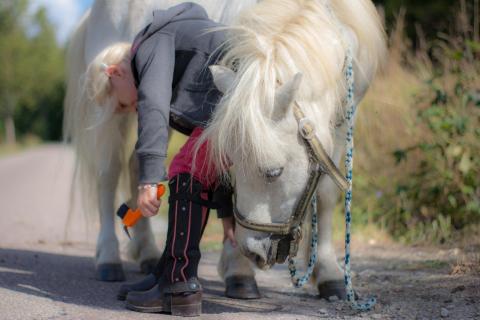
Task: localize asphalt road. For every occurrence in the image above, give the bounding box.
[0,145,334,320]
[0,145,478,320]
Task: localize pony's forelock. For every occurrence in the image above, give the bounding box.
[199,0,386,176]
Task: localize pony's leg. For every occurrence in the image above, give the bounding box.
[313,133,348,299]
[126,151,161,274]
[96,159,125,281]
[313,176,347,299]
[218,240,261,299]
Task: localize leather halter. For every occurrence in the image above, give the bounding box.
[233,102,348,264]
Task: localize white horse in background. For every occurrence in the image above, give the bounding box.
[63,0,258,283]
[203,0,387,298]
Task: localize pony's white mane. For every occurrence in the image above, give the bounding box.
[200,0,386,175]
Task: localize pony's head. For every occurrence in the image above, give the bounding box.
[200,0,386,269]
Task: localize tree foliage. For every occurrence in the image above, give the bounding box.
[0,0,65,143]
[373,0,464,43]
[0,0,467,144]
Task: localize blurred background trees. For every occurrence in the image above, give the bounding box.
[0,0,468,145]
[0,0,64,145]
[0,0,470,144]
[374,0,460,43]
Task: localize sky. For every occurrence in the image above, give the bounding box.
[29,0,94,44]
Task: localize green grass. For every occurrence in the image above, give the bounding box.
[0,135,42,157]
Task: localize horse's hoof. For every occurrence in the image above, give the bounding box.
[140,258,158,274]
[318,280,357,300]
[96,263,126,282]
[225,275,261,299]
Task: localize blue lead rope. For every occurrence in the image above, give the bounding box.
[343,51,376,311]
[288,51,376,312]
[288,196,318,287]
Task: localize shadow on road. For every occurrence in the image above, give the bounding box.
[0,248,286,314]
[0,248,127,310]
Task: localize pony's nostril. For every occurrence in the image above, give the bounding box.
[243,236,270,268]
[254,253,268,269]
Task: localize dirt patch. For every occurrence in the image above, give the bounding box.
[339,243,480,319]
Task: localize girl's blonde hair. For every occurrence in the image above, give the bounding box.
[84,42,132,107]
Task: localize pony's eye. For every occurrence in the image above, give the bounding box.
[262,167,284,183]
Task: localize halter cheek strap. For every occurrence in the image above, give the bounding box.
[293,103,348,191]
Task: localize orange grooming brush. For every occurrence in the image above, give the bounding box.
[116,184,166,239]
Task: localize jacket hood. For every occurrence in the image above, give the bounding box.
[147,2,209,37]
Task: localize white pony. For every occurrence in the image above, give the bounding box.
[63,0,258,282]
[202,0,387,298]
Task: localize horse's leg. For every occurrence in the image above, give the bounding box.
[96,158,125,281]
[126,151,161,274]
[313,133,347,299]
[218,240,261,299]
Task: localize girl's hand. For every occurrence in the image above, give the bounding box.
[222,216,237,247]
[137,186,161,217]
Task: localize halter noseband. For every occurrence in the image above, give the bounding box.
[233,102,348,264]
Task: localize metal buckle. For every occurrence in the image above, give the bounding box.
[298,118,316,140]
[289,226,302,258]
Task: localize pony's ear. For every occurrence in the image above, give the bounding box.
[272,73,302,122]
[209,65,235,93]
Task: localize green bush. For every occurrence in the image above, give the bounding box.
[376,39,480,243]
[373,0,457,43]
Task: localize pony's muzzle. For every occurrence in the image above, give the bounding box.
[240,234,273,270]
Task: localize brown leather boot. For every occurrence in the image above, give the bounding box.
[164,277,203,316]
[117,273,158,301]
[125,276,202,316]
[117,253,168,300]
[125,282,167,313]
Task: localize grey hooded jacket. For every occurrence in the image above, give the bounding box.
[131,2,225,184]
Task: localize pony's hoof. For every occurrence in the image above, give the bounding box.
[140,258,158,274]
[225,276,261,299]
[96,263,126,282]
[318,280,357,300]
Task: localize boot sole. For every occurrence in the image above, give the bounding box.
[125,302,168,313]
[125,292,202,317]
[170,292,202,317]
[171,303,202,317]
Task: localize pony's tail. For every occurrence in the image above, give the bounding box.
[63,10,92,242]
[63,10,89,145]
